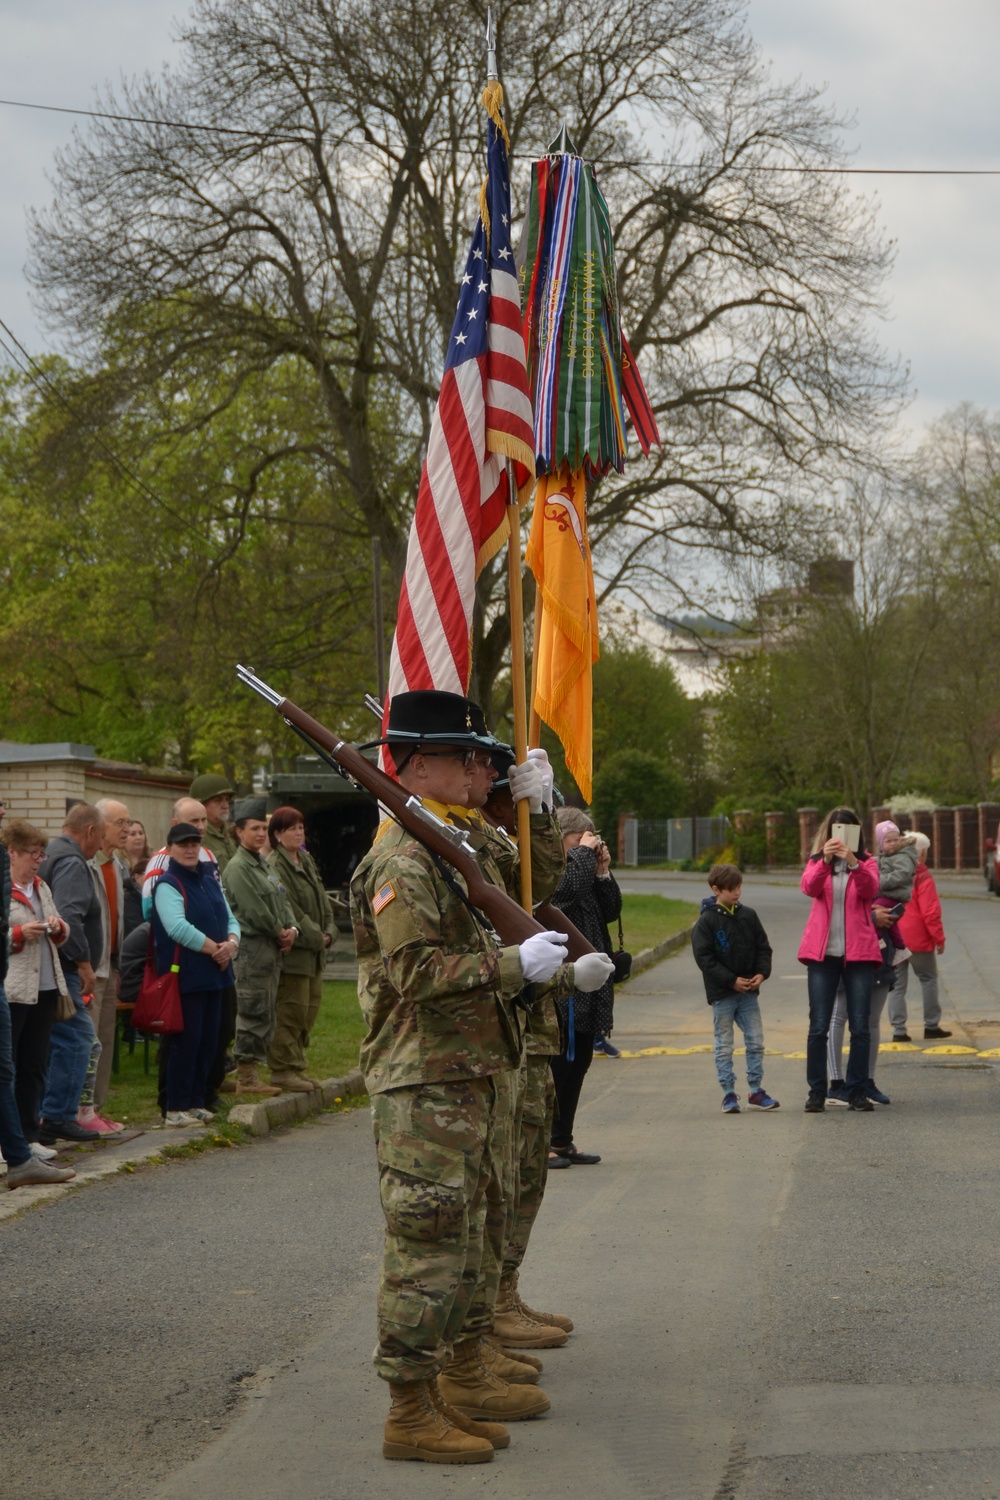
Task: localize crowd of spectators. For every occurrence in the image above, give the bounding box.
[1,777,338,1186]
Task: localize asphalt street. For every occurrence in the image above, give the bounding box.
[3,869,1000,1500]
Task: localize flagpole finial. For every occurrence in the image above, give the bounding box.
[485,5,498,81]
[548,123,579,157]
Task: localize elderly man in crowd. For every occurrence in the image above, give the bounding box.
[38,803,107,1145]
[81,797,130,1129]
[189,774,238,872]
[0,789,76,1188]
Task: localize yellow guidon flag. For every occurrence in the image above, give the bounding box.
[526,467,600,801]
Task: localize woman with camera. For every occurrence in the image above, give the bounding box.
[548,807,623,1166]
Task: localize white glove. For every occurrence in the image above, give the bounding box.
[518,930,569,983]
[526,747,554,809]
[573,952,615,992]
[508,760,544,813]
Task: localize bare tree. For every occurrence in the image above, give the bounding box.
[30,0,905,714]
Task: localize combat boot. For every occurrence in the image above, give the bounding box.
[498,1342,543,1373]
[494,1272,568,1348]
[429,1379,510,1449]
[438,1337,551,1421]
[235,1063,281,1098]
[383,1379,494,1463]
[509,1268,575,1333]
[268,1071,314,1094]
[479,1334,541,1384]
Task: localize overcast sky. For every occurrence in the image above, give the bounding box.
[1,0,999,443]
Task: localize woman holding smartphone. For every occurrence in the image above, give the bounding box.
[797,807,881,1113]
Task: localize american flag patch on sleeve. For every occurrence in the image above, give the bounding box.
[372,882,396,915]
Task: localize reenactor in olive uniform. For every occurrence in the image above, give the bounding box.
[189,773,238,873]
[352,691,593,1464]
[222,797,298,1097]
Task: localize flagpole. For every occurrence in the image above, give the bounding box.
[484,7,533,912]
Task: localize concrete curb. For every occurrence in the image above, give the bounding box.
[228,1068,367,1137]
[628,923,695,979]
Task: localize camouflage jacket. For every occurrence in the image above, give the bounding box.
[352,822,531,1094]
[222,845,295,941]
[455,811,568,1057]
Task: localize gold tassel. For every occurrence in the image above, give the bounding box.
[478,81,511,253]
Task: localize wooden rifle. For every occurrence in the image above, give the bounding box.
[236,666,593,958]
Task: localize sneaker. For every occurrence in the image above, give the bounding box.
[76,1114,124,1135]
[924,1026,952,1039]
[847,1091,875,1112]
[864,1079,891,1105]
[804,1092,826,1113]
[747,1089,779,1110]
[187,1107,216,1123]
[827,1079,851,1107]
[892,1032,912,1043]
[6,1157,76,1189]
[29,1142,59,1162]
[593,1036,622,1058]
[164,1111,199,1127]
[722,1091,741,1113]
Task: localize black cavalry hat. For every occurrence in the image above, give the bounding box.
[361,690,501,751]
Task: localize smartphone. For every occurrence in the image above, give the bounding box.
[831,822,861,853]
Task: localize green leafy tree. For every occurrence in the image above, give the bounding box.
[591,749,686,839]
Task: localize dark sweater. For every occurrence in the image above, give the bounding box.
[691,896,773,1003]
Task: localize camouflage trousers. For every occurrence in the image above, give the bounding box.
[458,1066,517,1340]
[504,1053,556,1275]
[267,969,322,1075]
[371,1074,504,1383]
[232,935,280,1064]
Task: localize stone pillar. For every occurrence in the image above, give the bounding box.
[797,807,819,864]
[931,807,955,870]
[732,810,755,867]
[764,811,784,866]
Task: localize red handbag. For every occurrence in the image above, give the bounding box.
[133,882,186,1036]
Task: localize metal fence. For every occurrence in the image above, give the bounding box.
[619,815,731,867]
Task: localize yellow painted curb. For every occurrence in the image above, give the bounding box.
[977,1048,1000,1058]
[924,1044,979,1055]
[681,1044,713,1054]
[783,1051,808,1059]
[881,1041,921,1052]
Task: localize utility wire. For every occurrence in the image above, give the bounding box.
[1,95,999,176]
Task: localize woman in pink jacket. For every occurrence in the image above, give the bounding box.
[798,807,881,1113]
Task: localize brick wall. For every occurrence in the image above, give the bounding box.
[0,761,88,839]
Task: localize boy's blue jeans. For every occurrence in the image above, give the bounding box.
[712,992,764,1093]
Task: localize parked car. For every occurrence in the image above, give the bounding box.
[984,826,1000,895]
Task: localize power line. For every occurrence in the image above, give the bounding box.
[1,95,1000,176]
[0,95,300,144]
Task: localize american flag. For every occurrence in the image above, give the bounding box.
[386,103,534,709]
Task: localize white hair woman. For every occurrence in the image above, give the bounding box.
[888,832,950,1041]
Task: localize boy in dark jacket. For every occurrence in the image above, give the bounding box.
[691,863,778,1114]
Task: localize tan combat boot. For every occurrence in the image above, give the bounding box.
[235,1063,281,1098]
[429,1379,510,1449]
[498,1342,543,1373]
[510,1268,575,1333]
[493,1272,568,1348]
[267,1071,314,1094]
[382,1379,494,1463]
[437,1337,551,1421]
[480,1334,541,1384]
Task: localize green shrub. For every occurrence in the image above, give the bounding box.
[591,749,686,838]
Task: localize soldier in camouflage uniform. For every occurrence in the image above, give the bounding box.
[352,690,590,1464]
[449,743,574,1364]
